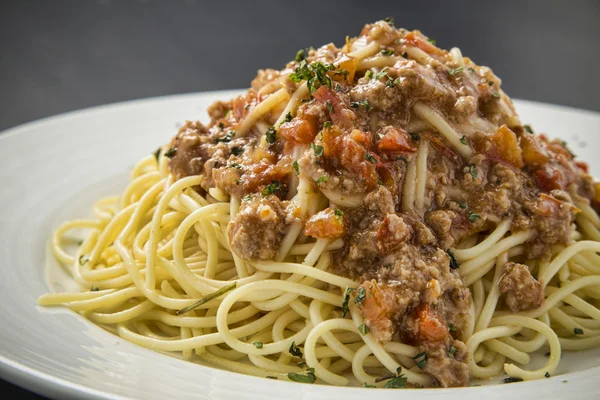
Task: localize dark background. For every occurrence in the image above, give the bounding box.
[1,0,599,398]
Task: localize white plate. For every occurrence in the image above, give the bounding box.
[1,91,600,400]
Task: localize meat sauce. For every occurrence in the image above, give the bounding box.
[166,20,596,386]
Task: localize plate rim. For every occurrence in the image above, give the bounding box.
[1,90,600,400]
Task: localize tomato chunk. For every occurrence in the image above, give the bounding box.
[414,303,449,343]
[304,208,345,239]
[489,125,524,168]
[280,118,317,144]
[358,281,397,342]
[377,127,417,153]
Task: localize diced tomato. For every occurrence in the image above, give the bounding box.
[535,164,565,191]
[328,54,358,84]
[313,87,357,130]
[537,193,560,216]
[338,136,378,189]
[489,125,524,168]
[520,134,549,166]
[575,161,589,173]
[358,281,397,342]
[377,127,417,153]
[403,31,443,55]
[232,92,258,122]
[304,208,345,239]
[280,119,317,144]
[414,303,448,343]
[376,214,410,254]
[546,142,573,160]
[350,129,372,148]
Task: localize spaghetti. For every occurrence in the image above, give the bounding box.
[39,19,600,388]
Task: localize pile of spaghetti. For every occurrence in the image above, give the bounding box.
[40,19,600,388]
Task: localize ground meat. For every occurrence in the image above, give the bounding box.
[499,262,544,312]
[421,340,470,387]
[228,196,295,260]
[425,210,457,249]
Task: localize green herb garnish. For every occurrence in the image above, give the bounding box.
[354,287,367,306]
[574,328,584,335]
[262,181,282,196]
[460,135,467,145]
[342,286,355,317]
[524,125,534,134]
[164,147,177,158]
[448,66,465,76]
[358,324,369,335]
[364,153,377,163]
[469,165,478,179]
[176,282,236,315]
[266,127,276,144]
[501,377,523,383]
[323,121,332,128]
[316,176,328,185]
[253,342,263,349]
[287,368,315,384]
[311,143,324,157]
[381,49,394,56]
[350,100,371,110]
[231,147,243,156]
[448,346,457,358]
[293,160,299,175]
[447,249,460,269]
[91,286,99,292]
[216,131,235,143]
[413,351,428,369]
[468,212,481,222]
[289,341,303,358]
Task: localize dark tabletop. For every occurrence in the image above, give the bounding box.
[1,0,599,398]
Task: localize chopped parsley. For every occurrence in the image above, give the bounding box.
[228,163,242,169]
[467,212,481,222]
[383,375,407,388]
[574,327,584,335]
[297,361,307,368]
[176,282,236,315]
[401,52,408,58]
[283,112,293,123]
[545,372,550,378]
[488,81,494,86]
[334,209,344,218]
[231,147,243,156]
[427,38,436,45]
[448,346,457,358]
[350,99,371,110]
[295,49,307,62]
[253,342,263,349]
[333,69,349,78]
[153,147,161,161]
[341,286,355,317]
[492,91,501,98]
[410,132,420,142]
[413,352,428,369]
[216,131,235,143]
[310,142,324,157]
[218,122,224,130]
[362,383,376,388]
[289,60,336,93]
[364,153,377,163]
[316,176,328,185]
[266,376,277,380]
[448,66,465,76]
[91,286,100,292]
[381,49,395,56]
[323,121,332,128]
[262,181,282,196]
[460,135,467,145]
[448,323,457,333]
[293,160,299,175]
[383,17,394,26]
[524,124,534,134]
[457,200,467,209]
[374,67,396,87]
[501,377,523,383]
[358,324,369,335]
[289,341,303,358]
[365,70,374,79]
[469,165,478,179]
[78,255,88,265]
[326,101,334,113]
[354,286,367,306]
[265,127,276,144]
[164,147,177,158]
[446,249,460,269]
[287,368,316,384]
